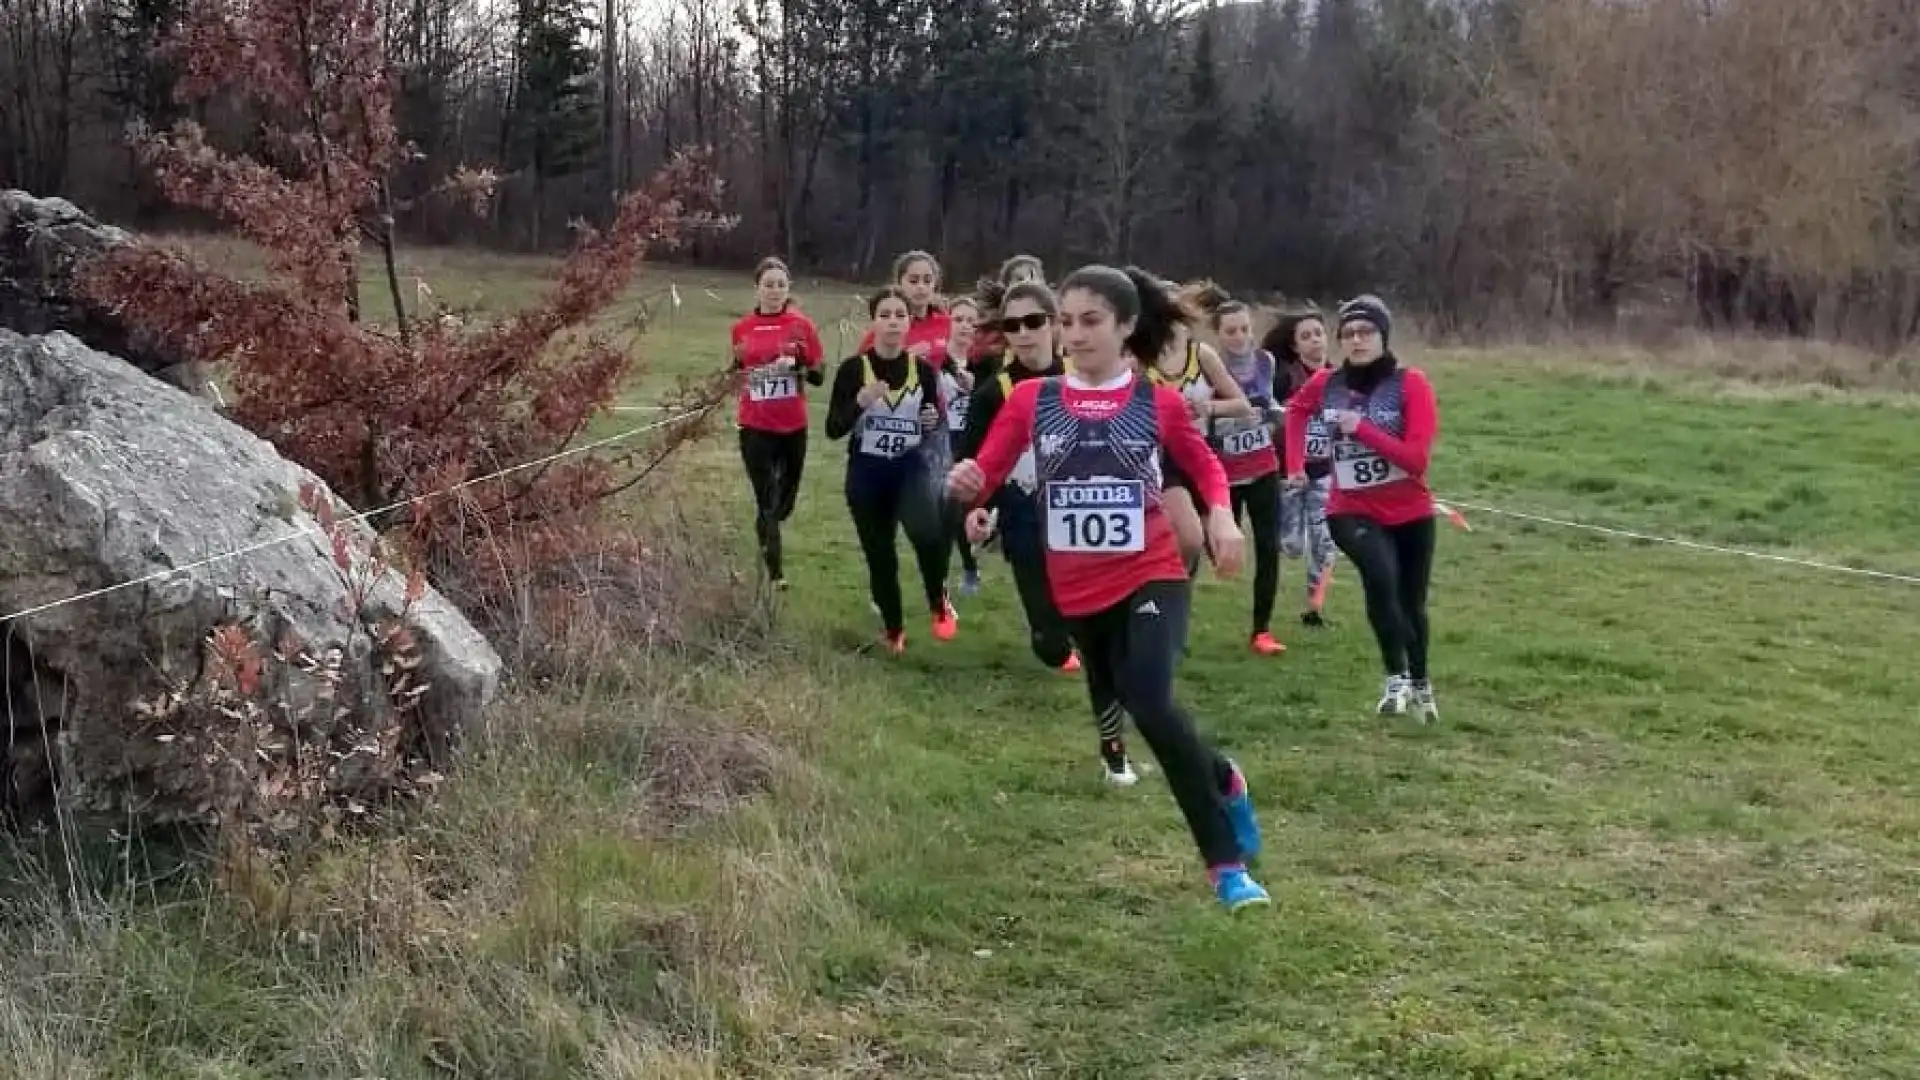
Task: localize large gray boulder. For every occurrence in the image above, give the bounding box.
[0,329,502,824]
[0,189,208,394]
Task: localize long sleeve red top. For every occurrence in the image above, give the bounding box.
[731,306,825,433]
[1283,364,1438,526]
[968,373,1229,618]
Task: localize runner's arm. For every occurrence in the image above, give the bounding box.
[1195,342,1254,420]
[1157,387,1231,508]
[965,379,1038,509]
[798,316,826,385]
[823,357,865,440]
[955,378,1004,461]
[1283,367,1330,475]
[1351,368,1437,475]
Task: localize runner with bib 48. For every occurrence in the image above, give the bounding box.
[828,287,959,655]
[948,264,1271,913]
[1283,294,1441,721]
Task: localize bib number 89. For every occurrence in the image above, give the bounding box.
[1348,457,1394,485]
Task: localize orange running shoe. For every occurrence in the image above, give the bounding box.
[1059,650,1082,674]
[1250,631,1286,656]
[931,598,958,642]
[882,629,906,655]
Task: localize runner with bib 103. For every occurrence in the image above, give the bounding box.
[1283,294,1442,722]
[947,263,1272,914]
[827,286,959,655]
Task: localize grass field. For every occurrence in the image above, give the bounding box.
[5,245,1919,1079]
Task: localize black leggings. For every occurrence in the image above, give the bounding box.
[848,482,951,635]
[998,511,1074,668]
[950,508,979,578]
[1327,514,1436,679]
[1070,579,1240,867]
[740,428,806,579]
[1229,472,1282,635]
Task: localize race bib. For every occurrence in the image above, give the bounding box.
[858,414,921,459]
[1219,421,1272,457]
[1043,480,1146,554]
[748,367,798,402]
[1333,440,1406,489]
[947,393,969,433]
[1304,421,1331,460]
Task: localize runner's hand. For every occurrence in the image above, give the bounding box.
[964,506,994,544]
[1333,409,1363,435]
[1205,506,1245,578]
[1284,472,1308,491]
[919,404,939,430]
[856,379,889,408]
[947,460,986,501]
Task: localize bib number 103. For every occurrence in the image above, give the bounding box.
[1044,480,1147,553]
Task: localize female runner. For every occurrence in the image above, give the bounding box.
[1284,295,1441,720]
[1138,277,1253,584]
[1265,308,1338,625]
[948,264,1270,913]
[940,296,986,594]
[730,256,825,588]
[828,287,960,653]
[1192,285,1286,655]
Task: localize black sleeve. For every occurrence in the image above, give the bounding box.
[956,376,1005,461]
[824,357,865,440]
[805,365,825,387]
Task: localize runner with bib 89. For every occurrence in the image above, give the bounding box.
[1283,294,1442,721]
[947,264,1271,913]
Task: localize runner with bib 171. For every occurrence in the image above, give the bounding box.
[1282,294,1442,721]
[947,264,1271,913]
[730,256,826,591]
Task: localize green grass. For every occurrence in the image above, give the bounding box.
[7,246,1919,1078]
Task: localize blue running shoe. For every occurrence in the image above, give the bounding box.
[960,568,981,596]
[1223,760,1262,863]
[1213,866,1270,912]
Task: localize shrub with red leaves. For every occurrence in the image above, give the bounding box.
[81,0,735,617]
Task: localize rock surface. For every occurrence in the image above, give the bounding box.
[0,189,209,395]
[0,328,502,823]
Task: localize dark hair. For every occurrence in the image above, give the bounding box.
[1262,307,1326,365]
[1058,264,1140,326]
[752,256,789,285]
[1001,280,1059,318]
[867,286,911,319]
[1121,266,1197,363]
[891,249,940,285]
[999,254,1045,285]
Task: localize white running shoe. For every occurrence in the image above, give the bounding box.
[1377,674,1412,716]
[1411,679,1439,724]
[1104,758,1139,787]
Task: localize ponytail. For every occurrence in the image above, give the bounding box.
[1120,266,1198,363]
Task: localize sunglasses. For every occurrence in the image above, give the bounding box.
[997,311,1052,334]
